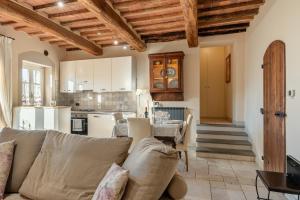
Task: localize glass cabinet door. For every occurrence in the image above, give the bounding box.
[151,58,166,90]
[166,57,180,90]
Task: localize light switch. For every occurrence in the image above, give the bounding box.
[288,90,296,98]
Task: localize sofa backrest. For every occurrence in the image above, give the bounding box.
[0,128,47,193]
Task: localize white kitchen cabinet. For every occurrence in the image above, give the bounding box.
[13,106,71,133]
[111,56,136,92]
[76,60,94,91]
[60,61,76,93]
[44,107,71,133]
[88,114,115,138]
[93,58,112,93]
[13,107,44,130]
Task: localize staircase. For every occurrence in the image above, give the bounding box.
[196,123,255,161]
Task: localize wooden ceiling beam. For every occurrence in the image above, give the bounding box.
[60,17,98,26]
[180,0,198,47]
[199,15,253,29]
[0,0,102,55]
[199,26,249,34]
[129,12,184,27]
[33,0,78,11]
[134,21,185,32]
[113,0,179,12]
[122,4,182,19]
[78,0,146,51]
[199,0,264,17]
[200,9,259,23]
[142,31,186,43]
[70,24,107,31]
[48,9,89,18]
[139,27,185,36]
[80,29,112,37]
[200,28,247,37]
[1,21,16,26]
[199,22,250,32]
[198,0,256,9]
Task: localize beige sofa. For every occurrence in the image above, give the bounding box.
[0,128,187,200]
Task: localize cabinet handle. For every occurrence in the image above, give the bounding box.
[93,115,100,118]
[101,89,106,91]
[120,88,126,90]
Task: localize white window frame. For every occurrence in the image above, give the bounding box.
[21,62,45,106]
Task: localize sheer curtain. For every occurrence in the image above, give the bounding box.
[0,36,13,128]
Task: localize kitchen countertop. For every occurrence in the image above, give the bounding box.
[71,110,137,114]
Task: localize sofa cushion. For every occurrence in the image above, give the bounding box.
[19,131,132,200]
[0,141,15,200]
[92,163,129,200]
[122,138,179,200]
[4,193,30,200]
[166,173,187,199]
[0,128,47,193]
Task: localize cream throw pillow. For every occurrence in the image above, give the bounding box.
[0,141,15,199]
[92,163,129,200]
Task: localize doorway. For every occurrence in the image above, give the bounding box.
[200,46,232,125]
[263,40,286,173]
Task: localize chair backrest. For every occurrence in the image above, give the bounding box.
[127,118,152,149]
[113,112,123,123]
[182,114,193,148]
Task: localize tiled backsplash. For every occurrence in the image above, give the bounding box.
[57,91,137,111]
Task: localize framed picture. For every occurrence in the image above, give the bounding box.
[225,54,231,83]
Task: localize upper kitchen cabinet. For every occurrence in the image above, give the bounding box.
[75,59,94,91]
[149,51,184,101]
[60,61,76,93]
[111,56,136,92]
[93,58,112,93]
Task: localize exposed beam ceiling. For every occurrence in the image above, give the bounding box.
[78,0,146,51]
[0,0,102,55]
[33,0,78,11]
[180,0,198,47]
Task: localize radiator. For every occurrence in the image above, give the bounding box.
[152,107,186,122]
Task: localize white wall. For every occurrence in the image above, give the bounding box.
[0,25,65,106]
[200,33,245,125]
[244,0,300,165]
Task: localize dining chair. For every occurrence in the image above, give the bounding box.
[176,114,193,172]
[127,118,152,150]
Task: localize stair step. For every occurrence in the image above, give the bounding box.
[196,138,251,145]
[198,123,245,128]
[196,147,255,162]
[197,130,248,136]
[197,125,245,132]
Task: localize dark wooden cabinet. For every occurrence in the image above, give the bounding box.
[149,51,184,101]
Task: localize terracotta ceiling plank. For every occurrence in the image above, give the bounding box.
[60,17,98,26]
[122,4,182,19]
[199,0,264,17]
[87,33,117,40]
[113,0,179,12]
[14,25,27,31]
[142,31,186,43]
[139,27,186,36]
[199,15,253,29]
[33,0,78,11]
[128,12,184,26]
[48,9,89,18]
[0,0,102,55]
[50,41,68,45]
[80,29,112,37]
[78,0,146,51]
[180,0,198,47]
[70,24,107,31]
[27,31,45,36]
[198,0,256,9]
[66,47,81,51]
[200,28,247,36]
[134,21,185,32]
[199,26,249,34]
[1,21,16,26]
[198,22,250,32]
[59,44,74,48]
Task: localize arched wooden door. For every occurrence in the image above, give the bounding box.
[263,40,286,172]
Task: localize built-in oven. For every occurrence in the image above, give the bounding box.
[71,113,88,135]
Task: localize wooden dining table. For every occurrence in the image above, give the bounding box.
[113,120,184,148]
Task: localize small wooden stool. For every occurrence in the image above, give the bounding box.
[256,170,300,200]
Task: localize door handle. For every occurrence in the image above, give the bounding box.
[274,111,286,118]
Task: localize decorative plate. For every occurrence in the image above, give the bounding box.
[154,82,164,89]
[168,79,178,88]
[166,67,176,77]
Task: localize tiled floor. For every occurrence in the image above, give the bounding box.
[177,150,292,200]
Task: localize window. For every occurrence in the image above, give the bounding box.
[21,62,44,106]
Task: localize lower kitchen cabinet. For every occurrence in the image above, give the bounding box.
[13,106,71,133]
[88,114,115,138]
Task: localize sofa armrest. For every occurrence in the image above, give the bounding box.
[166,172,187,199]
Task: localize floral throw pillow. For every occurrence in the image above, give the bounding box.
[92,163,129,200]
[0,141,15,199]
